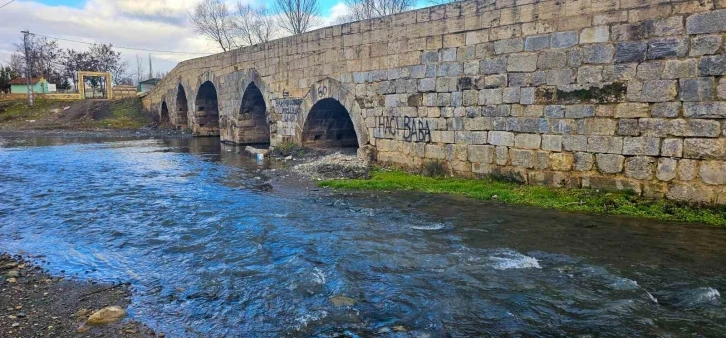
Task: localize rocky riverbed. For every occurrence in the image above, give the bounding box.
[0,253,160,337]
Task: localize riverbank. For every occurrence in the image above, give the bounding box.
[320,169,726,226]
[0,253,160,337]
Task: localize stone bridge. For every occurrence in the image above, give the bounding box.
[143,0,726,203]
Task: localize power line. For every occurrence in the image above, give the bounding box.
[0,0,16,9]
[30,32,212,55]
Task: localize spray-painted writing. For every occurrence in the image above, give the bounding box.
[375,115,432,143]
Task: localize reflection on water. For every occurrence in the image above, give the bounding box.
[0,136,724,337]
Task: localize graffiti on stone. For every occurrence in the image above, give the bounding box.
[375,115,432,143]
[317,85,328,99]
[275,98,303,136]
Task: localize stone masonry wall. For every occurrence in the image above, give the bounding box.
[143,0,726,204]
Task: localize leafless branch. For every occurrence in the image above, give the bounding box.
[190,0,237,52]
[274,0,321,35]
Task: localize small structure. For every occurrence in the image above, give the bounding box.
[9,77,56,94]
[138,78,160,93]
[78,71,113,100]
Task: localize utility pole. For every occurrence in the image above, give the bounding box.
[21,30,34,106]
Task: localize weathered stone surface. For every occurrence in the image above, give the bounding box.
[661,138,683,157]
[668,119,721,137]
[578,118,617,135]
[596,154,625,173]
[588,136,623,154]
[551,31,579,49]
[535,151,550,170]
[650,102,680,118]
[683,102,726,118]
[550,153,574,171]
[495,38,525,54]
[525,35,550,51]
[537,50,568,70]
[679,78,714,102]
[640,80,678,102]
[615,42,647,63]
[667,183,714,203]
[614,103,650,118]
[690,35,722,56]
[699,161,726,185]
[699,55,726,76]
[625,156,656,180]
[582,44,615,64]
[488,131,514,146]
[563,135,588,151]
[580,26,610,44]
[603,63,637,82]
[480,57,507,75]
[647,38,688,60]
[565,105,595,118]
[468,145,495,163]
[662,59,698,79]
[510,149,535,168]
[541,134,562,151]
[636,61,664,80]
[656,158,677,181]
[719,78,726,100]
[574,152,594,171]
[86,306,127,326]
[546,69,575,86]
[678,159,699,181]
[520,87,535,105]
[507,53,538,72]
[683,138,726,159]
[515,133,542,149]
[578,66,603,84]
[617,119,640,136]
[685,9,726,35]
[623,137,660,156]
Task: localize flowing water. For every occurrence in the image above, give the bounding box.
[0,136,725,337]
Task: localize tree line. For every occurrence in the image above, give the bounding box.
[191,0,460,52]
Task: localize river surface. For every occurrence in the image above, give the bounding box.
[0,136,725,337]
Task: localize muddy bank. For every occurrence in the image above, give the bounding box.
[0,253,161,337]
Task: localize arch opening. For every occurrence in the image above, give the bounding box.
[237,82,269,144]
[160,101,170,124]
[302,98,358,148]
[176,84,189,126]
[194,81,220,136]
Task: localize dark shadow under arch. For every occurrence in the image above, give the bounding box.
[160,101,170,124]
[176,84,189,126]
[237,82,269,144]
[301,98,358,148]
[194,81,220,136]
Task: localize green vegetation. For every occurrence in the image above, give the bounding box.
[320,169,726,226]
[0,99,56,123]
[93,98,149,129]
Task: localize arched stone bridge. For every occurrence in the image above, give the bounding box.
[144,0,726,203]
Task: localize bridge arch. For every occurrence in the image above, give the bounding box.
[175,83,189,127]
[193,80,220,136]
[297,78,368,148]
[231,69,271,144]
[160,101,170,124]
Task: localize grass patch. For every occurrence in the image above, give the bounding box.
[0,99,57,124]
[97,98,148,129]
[319,169,726,226]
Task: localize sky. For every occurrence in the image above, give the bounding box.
[0,0,431,79]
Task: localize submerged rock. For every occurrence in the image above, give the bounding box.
[245,146,270,157]
[329,295,356,307]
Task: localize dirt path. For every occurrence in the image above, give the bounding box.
[0,253,162,337]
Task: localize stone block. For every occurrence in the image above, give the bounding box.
[678,159,699,181]
[637,61,664,80]
[685,9,726,34]
[437,93,452,107]
[679,77,714,101]
[546,69,575,86]
[683,102,726,118]
[436,77,458,92]
[552,119,578,134]
[545,105,565,118]
[580,26,610,44]
[647,38,688,60]
[520,87,535,105]
[699,55,726,76]
[596,154,625,173]
[625,156,656,180]
[442,48,457,62]
[532,71,547,86]
[683,138,726,159]
[568,49,583,67]
[615,42,647,63]
[510,149,536,168]
[652,16,685,37]
[495,146,509,166]
[494,38,524,54]
[563,135,588,151]
[662,59,698,79]
[484,75,507,88]
[507,53,538,72]
[422,50,440,64]
[615,103,650,118]
[662,138,683,157]
[588,136,624,154]
[690,35,722,57]
[574,152,594,171]
[643,182,668,200]
[579,118,617,135]
[656,158,677,181]
[480,57,507,75]
[479,89,503,105]
[700,161,726,185]
[565,105,595,118]
[525,35,550,51]
[551,31,579,49]
[542,135,563,151]
[622,137,660,156]
[464,61,480,76]
[468,145,495,163]
[719,78,726,100]
[667,183,714,203]
[437,63,463,77]
[668,119,721,137]
[535,151,550,170]
[488,131,514,146]
[509,118,548,133]
[640,80,678,102]
[582,44,615,64]
[603,64,638,82]
[537,50,568,70]
[503,87,521,103]
[578,66,603,84]
[515,133,542,149]
[509,73,531,87]
[617,119,640,136]
[464,117,493,130]
[651,102,680,117]
[550,153,574,171]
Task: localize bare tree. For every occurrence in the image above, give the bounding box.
[190,0,237,52]
[135,55,145,85]
[234,3,276,46]
[343,0,415,21]
[426,0,462,4]
[274,0,320,35]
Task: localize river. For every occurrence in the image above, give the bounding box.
[0,136,724,337]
